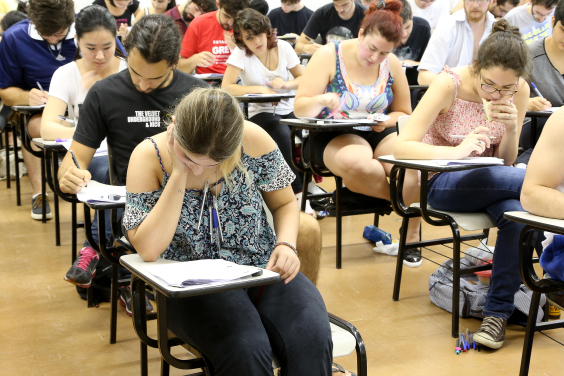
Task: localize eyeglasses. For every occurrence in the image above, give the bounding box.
[531,4,552,22]
[480,74,519,96]
[464,0,489,4]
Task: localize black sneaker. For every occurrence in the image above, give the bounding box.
[119,286,154,317]
[403,248,422,268]
[31,194,52,220]
[64,247,99,288]
[474,316,507,349]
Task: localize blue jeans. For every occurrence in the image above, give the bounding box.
[83,156,112,249]
[427,166,526,320]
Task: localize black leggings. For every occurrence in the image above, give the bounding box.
[249,112,303,193]
[167,272,333,376]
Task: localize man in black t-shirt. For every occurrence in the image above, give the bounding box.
[59,15,207,192]
[295,0,366,54]
[393,0,431,85]
[267,0,314,38]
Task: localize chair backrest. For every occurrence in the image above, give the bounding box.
[106,143,120,186]
[397,115,410,134]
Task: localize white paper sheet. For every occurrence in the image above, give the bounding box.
[76,180,126,204]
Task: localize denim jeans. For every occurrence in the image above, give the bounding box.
[167,272,333,376]
[427,166,526,320]
[83,156,112,249]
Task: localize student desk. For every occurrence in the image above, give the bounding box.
[193,73,224,86]
[235,93,295,119]
[504,211,564,376]
[11,105,44,208]
[525,110,553,149]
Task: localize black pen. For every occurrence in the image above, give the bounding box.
[305,35,318,44]
[70,150,87,187]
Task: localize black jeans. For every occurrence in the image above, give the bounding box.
[249,112,302,193]
[167,272,333,376]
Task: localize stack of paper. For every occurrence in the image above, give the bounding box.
[76,180,126,204]
[58,138,108,157]
[144,259,262,288]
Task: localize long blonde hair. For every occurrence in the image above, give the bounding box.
[172,87,247,187]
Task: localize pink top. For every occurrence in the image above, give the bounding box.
[422,66,507,180]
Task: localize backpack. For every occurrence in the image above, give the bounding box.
[429,258,546,322]
[76,256,112,306]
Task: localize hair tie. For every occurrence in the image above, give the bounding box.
[376,0,386,9]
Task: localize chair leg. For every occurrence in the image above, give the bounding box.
[4,129,9,189]
[72,202,77,264]
[451,231,461,338]
[54,193,60,246]
[110,263,119,344]
[41,155,46,223]
[373,213,379,227]
[160,357,170,376]
[392,217,409,301]
[519,291,541,376]
[335,177,343,269]
[141,341,148,376]
[12,129,20,206]
[301,172,311,212]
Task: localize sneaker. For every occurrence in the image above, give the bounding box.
[31,194,52,220]
[308,181,327,195]
[64,247,99,288]
[119,286,154,317]
[403,248,422,268]
[474,316,507,349]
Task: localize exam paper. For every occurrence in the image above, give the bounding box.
[76,180,126,204]
[433,157,504,166]
[144,259,261,288]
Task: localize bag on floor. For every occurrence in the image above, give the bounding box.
[429,258,546,322]
[0,149,27,180]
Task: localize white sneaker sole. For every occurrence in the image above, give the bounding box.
[403,258,422,268]
[31,210,53,220]
[474,333,504,349]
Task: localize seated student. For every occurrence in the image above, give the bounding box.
[294,0,366,55]
[294,0,423,265]
[57,15,207,309]
[451,0,520,18]
[39,5,128,288]
[417,0,495,85]
[163,0,217,42]
[222,9,304,199]
[394,0,431,84]
[137,0,176,20]
[394,20,531,348]
[178,0,250,75]
[406,0,449,31]
[520,0,564,150]
[92,0,144,39]
[124,87,333,376]
[0,0,76,220]
[250,0,268,15]
[522,107,564,310]
[267,0,314,39]
[0,8,27,41]
[505,0,557,44]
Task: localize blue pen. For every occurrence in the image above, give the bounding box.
[531,82,544,98]
[36,81,45,95]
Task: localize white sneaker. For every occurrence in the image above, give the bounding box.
[305,199,315,216]
[308,181,326,195]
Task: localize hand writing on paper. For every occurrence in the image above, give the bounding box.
[29,88,48,106]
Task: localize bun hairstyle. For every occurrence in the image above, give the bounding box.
[473,19,531,80]
[360,0,404,45]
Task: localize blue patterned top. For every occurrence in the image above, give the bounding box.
[318,41,394,131]
[122,138,296,268]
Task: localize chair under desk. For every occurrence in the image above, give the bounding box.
[504,211,564,376]
[378,155,502,338]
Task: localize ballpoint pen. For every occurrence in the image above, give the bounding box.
[197,180,209,231]
[70,150,87,187]
[304,35,318,44]
[531,82,544,98]
[36,81,45,95]
[213,195,223,242]
[209,206,214,243]
[452,135,497,140]
[57,115,77,124]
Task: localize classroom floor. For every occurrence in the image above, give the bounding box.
[1,176,564,376]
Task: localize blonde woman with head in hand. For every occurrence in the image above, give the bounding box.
[394,19,532,350]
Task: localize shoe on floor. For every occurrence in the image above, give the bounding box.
[31,194,52,220]
[64,247,99,288]
[543,273,564,311]
[332,363,356,376]
[474,316,507,349]
[403,248,422,268]
[120,286,154,317]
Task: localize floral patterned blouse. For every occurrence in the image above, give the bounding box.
[318,41,394,131]
[122,138,295,268]
[422,66,508,180]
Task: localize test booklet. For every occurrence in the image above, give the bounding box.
[143,259,262,288]
[76,180,126,204]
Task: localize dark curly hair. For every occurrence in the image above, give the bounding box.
[233,8,277,57]
[473,19,531,80]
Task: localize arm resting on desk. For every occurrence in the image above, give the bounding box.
[522,108,564,219]
[40,96,76,140]
[0,86,29,106]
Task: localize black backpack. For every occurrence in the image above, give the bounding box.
[76,256,112,306]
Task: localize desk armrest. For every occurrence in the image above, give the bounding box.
[280,119,362,131]
[85,201,126,210]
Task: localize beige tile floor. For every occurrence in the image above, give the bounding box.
[1,176,563,375]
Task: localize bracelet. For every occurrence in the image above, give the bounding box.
[274,241,298,256]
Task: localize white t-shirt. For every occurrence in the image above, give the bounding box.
[49,58,128,120]
[407,0,450,31]
[505,4,553,45]
[226,40,300,118]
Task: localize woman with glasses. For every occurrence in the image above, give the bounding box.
[394,19,531,350]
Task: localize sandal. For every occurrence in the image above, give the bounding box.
[332,363,356,376]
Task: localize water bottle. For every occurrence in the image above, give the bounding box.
[363,225,392,245]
